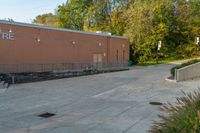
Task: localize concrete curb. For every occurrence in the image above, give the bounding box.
[165,76,177,83]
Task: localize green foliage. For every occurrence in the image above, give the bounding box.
[150,89,200,133]
[171,59,200,77]
[33,13,58,27]
[56,0,127,31]
[56,0,93,30]
[33,0,128,33]
[124,0,200,63]
[83,0,128,34]
[137,60,171,66]
[124,0,173,63]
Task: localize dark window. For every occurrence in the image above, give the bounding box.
[116,50,119,61]
[123,50,125,61]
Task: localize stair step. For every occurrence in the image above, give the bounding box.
[0,83,4,89]
[3,83,9,88]
[0,81,4,85]
[0,85,3,89]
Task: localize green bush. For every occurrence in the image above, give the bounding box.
[171,59,200,77]
[150,89,200,133]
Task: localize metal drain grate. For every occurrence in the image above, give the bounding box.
[149,102,163,106]
[38,112,55,118]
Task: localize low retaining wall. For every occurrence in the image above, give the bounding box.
[0,67,129,84]
[176,62,200,81]
[0,62,128,74]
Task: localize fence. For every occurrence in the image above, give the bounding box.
[0,62,128,74]
[175,62,200,81]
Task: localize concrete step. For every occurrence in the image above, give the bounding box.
[0,80,10,89]
[4,83,9,88]
[0,84,7,94]
[0,81,5,90]
[0,85,3,89]
[0,81,4,88]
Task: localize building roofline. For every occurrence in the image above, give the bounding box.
[0,20,128,39]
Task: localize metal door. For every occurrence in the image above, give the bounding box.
[93,54,103,69]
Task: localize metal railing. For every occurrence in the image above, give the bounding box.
[0,62,128,74]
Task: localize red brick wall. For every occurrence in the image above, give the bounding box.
[0,23,129,65]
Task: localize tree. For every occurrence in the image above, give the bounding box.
[124,0,173,62]
[167,0,200,58]
[56,0,93,30]
[84,0,129,33]
[33,13,58,27]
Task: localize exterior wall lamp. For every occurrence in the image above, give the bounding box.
[37,37,41,43]
[72,41,76,45]
[9,29,12,33]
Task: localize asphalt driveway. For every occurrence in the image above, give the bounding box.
[0,64,199,133]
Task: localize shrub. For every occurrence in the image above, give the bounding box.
[150,89,200,133]
[171,59,200,77]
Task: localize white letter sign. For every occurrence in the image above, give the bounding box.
[0,31,15,40]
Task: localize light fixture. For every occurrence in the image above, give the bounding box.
[9,29,12,33]
[72,41,76,45]
[37,37,41,43]
[103,52,106,57]
[122,44,125,48]
[99,42,102,46]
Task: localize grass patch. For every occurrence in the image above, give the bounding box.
[137,60,172,66]
[150,89,200,133]
[171,59,200,77]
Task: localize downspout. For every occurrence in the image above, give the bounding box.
[106,36,110,67]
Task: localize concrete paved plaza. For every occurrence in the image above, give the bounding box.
[0,64,200,133]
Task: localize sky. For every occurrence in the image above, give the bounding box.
[0,0,67,23]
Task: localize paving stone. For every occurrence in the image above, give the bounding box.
[0,64,199,133]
